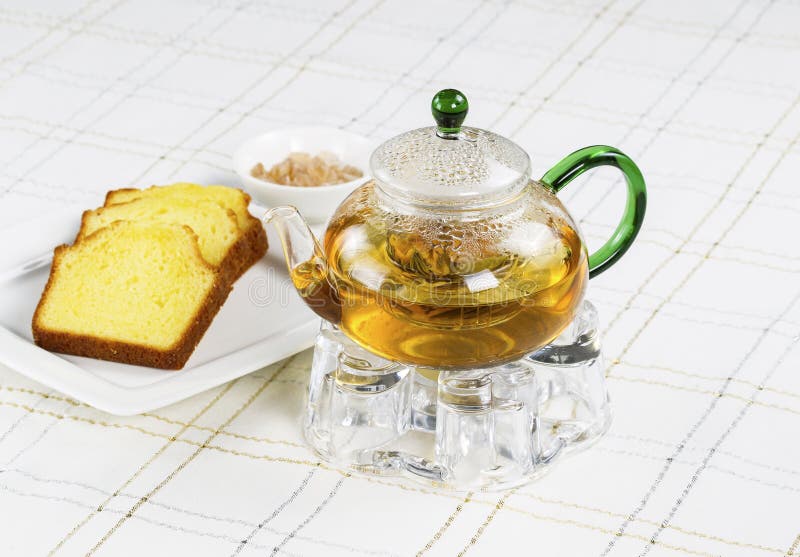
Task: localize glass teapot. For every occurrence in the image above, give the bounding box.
[267,89,646,370]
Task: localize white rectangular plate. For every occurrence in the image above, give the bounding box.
[0,207,319,415]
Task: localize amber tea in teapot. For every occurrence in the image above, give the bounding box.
[271,89,645,372]
[289,183,587,369]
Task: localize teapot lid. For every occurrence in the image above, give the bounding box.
[370,89,531,208]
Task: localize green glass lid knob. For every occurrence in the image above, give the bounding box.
[432,89,468,137]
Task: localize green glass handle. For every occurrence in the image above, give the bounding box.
[541,145,646,278]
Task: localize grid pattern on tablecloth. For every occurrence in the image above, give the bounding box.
[1,0,799,555]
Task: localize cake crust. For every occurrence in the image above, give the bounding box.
[103,187,138,206]
[221,215,268,282]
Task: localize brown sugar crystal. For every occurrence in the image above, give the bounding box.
[251,152,363,187]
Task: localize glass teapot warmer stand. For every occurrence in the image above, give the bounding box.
[304,301,611,490]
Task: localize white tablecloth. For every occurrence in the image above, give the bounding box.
[1,0,799,555]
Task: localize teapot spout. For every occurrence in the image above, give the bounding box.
[264,205,323,273]
[264,206,341,324]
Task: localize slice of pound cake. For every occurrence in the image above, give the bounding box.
[32,221,232,369]
[105,183,267,281]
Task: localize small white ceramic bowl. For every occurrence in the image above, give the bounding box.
[233,126,374,223]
